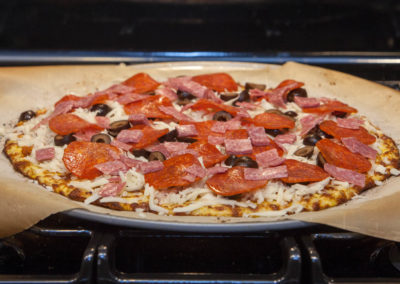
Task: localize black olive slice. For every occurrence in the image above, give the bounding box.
[284,111,298,118]
[142,90,156,96]
[332,111,348,118]
[19,110,36,122]
[245,82,266,91]
[265,109,284,115]
[212,111,233,122]
[317,152,326,168]
[265,128,288,137]
[131,149,150,159]
[232,156,258,168]
[90,104,111,116]
[158,129,178,143]
[224,155,238,166]
[294,146,314,159]
[177,90,196,100]
[177,137,198,143]
[107,120,131,137]
[303,134,322,146]
[287,88,307,102]
[149,151,166,162]
[232,90,250,106]
[220,93,239,101]
[91,133,112,144]
[176,98,193,106]
[54,133,76,146]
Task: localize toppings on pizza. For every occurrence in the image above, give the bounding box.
[123,95,173,119]
[3,68,400,218]
[121,72,160,94]
[252,113,295,129]
[63,141,120,179]
[316,139,371,173]
[191,73,238,92]
[187,142,227,168]
[145,154,202,189]
[319,120,376,144]
[281,159,329,183]
[49,113,103,135]
[206,166,269,196]
[324,163,365,187]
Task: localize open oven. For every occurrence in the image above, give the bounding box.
[1,0,400,283]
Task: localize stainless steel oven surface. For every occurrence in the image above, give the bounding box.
[1,0,400,283]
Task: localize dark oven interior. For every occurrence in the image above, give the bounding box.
[1,0,400,283]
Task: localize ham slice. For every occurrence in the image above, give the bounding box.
[274,133,296,145]
[164,142,189,153]
[210,120,241,133]
[35,147,55,162]
[146,144,171,159]
[185,164,207,178]
[119,155,142,168]
[256,149,285,168]
[300,114,325,136]
[110,140,132,152]
[176,124,198,137]
[99,181,126,197]
[294,97,320,108]
[95,160,129,175]
[244,165,288,181]
[96,83,135,97]
[207,166,229,175]
[116,93,150,105]
[32,100,75,130]
[158,106,194,122]
[208,136,225,145]
[138,161,164,174]
[167,76,220,102]
[341,137,377,160]
[155,87,178,101]
[128,114,150,126]
[324,163,365,187]
[248,127,270,146]
[224,138,253,155]
[116,130,143,143]
[95,116,110,129]
[337,118,363,129]
[235,101,258,110]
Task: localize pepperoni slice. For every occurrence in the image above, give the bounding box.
[206,166,268,196]
[303,100,357,115]
[145,154,202,189]
[192,73,238,92]
[280,159,329,183]
[188,142,228,168]
[124,95,173,119]
[183,120,224,142]
[187,99,238,116]
[316,139,371,173]
[276,79,305,101]
[224,129,248,139]
[319,120,376,145]
[49,113,103,135]
[63,141,120,179]
[54,94,81,107]
[122,72,160,94]
[252,113,295,129]
[129,126,169,150]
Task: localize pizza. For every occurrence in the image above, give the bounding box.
[2,67,400,218]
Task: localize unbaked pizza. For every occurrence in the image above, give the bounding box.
[2,70,400,217]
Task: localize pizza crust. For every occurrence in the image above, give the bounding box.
[1,61,400,241]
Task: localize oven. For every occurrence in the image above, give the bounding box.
[1,0,400,283]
